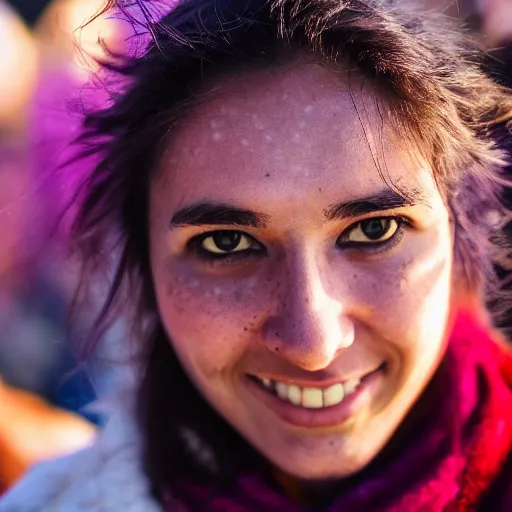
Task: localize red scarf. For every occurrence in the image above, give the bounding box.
[165,311,512,511]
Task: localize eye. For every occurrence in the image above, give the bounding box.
[345,218,399,243]
[195,230,261,255]
[337,217,406,251]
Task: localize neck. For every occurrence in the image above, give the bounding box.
[273,470,345,508]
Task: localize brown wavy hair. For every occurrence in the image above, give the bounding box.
[70,0,512,502]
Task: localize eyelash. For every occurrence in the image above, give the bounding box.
[336,217,409,254]
[187,216,409,263]
[187,231,265,262]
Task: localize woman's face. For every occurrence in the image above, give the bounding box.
[149,62,457,480]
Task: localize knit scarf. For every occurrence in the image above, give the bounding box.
[165,311,512,511]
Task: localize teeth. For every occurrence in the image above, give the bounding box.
[344,378,361,395]
[275,382,288,400]
[287,385,302,406]
[302,387,323,408]
[323,383,344,407]
[254,376,361,409]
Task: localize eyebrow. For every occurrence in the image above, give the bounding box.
[169,188,427,229]
[170,202,270,228]
[324,188,426,221]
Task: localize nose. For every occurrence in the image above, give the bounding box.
[262,252,355,371]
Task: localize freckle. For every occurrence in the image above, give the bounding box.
[274,346,280,352]
[265,173,270,177]
[187,279,200,289]
[318,187,322,192]
[251,114,264,130]
[243,327,248,332]
[246,276,258,288]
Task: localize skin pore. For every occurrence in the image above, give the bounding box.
[149,61,459,489]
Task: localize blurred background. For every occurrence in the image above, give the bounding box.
[0,0,510,497]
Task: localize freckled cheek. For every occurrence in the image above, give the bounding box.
[346,234,453,330]
[153,266,274,373]
[332,239,452,387]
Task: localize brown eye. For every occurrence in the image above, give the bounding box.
[201,231,254,254]
[345,218,399,243]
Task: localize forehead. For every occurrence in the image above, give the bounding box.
[156,62,440,213]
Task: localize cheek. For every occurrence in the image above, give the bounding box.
[372,244,451,321]
[152,262,272,378]
[346,226,454,360]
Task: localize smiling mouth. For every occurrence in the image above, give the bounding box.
[247,365,385,410]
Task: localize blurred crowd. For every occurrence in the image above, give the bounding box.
[0,0,134,494]
[0,0,510,497]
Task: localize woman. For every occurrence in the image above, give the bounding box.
[2,0,512,510]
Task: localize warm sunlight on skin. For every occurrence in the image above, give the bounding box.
[149,61,459,481]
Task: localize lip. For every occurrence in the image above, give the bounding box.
[243,365,385,429]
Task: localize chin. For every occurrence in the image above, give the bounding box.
[270,450,374,481]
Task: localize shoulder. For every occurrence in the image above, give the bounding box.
[0,400,162,512]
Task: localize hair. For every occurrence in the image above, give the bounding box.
[68,0,512,502]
